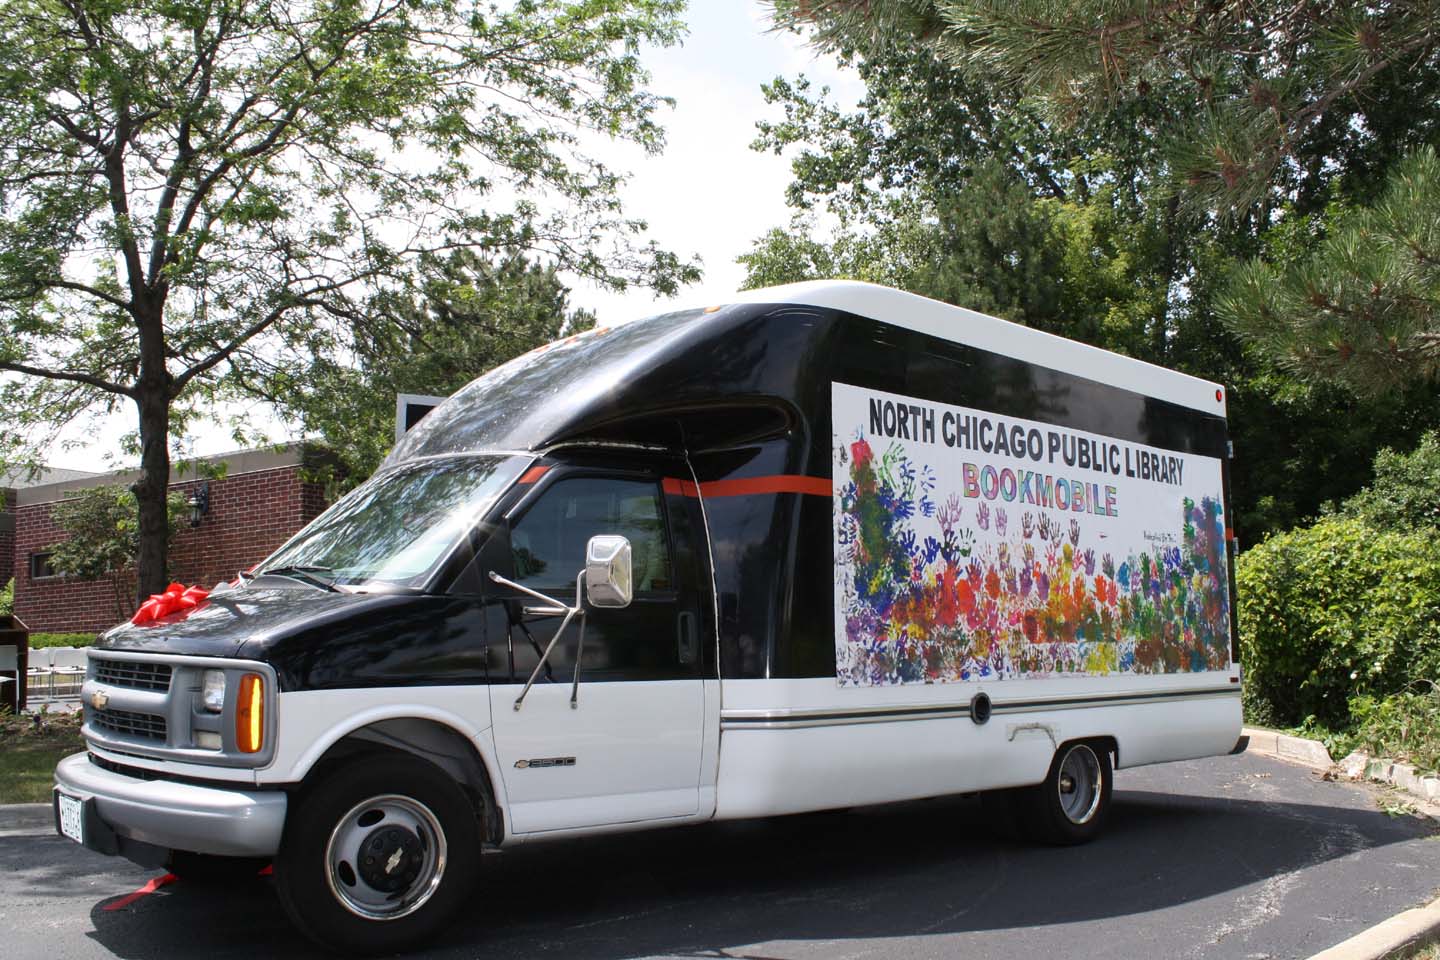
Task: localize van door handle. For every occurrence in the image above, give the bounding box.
[677,611,698,665]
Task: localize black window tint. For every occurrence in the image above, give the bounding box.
[511,478,672,593]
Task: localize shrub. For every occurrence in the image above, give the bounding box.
[1237,516,1440,728]
[27,632,99,649]
[1343,684,1440,774]
[0,577,11,616]
[1340,431,1440,530]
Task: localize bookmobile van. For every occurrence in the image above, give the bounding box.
[54,281,1242,952]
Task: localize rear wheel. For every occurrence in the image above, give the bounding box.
[273,755,481,954]
[1024,741,1113,845]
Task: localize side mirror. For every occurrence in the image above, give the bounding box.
[584,535,633,608]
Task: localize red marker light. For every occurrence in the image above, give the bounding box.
[1215,389,1224,402]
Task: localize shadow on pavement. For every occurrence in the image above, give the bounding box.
[79,773,1439,960]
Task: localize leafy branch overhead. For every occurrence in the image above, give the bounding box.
[769,0,1440,209]
[0,0,694,598]
[1220,148,1440,393]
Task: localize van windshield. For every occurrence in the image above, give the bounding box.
[258,454,524,589]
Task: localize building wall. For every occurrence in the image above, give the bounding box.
[13,459,330,635]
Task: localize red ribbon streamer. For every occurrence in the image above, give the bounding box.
[130,583,211,625]
[102,873,176,911]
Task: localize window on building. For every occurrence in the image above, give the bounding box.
[28,552,57,580]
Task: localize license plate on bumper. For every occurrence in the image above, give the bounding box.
[56,792,84,845]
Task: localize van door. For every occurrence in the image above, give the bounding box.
[485,459,709,834]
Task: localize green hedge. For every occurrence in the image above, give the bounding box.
[1238,516,1440,728]
[27,632,99,649]
[0,578,12,616]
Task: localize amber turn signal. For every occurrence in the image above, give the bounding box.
[236,673,264,753]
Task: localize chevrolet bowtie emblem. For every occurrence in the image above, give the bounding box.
[90,688,109,710]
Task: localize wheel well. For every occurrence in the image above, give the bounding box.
[301,719,503,845]
[1085,735,1120,770]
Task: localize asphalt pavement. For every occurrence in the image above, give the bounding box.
[1,752,1436,960]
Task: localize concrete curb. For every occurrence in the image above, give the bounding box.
[1307,896,1440,960]
[0,802,52,838]
[1242,726,1335,769]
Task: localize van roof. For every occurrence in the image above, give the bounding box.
[385,281,1227,467]
[732,280,1226,414]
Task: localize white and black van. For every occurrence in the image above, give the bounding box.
[54,281,1243,953]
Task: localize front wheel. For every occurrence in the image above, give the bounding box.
[1024,741,1113,845]
[273,755,482,954]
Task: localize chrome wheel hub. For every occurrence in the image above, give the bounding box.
[325,794,447,920]
[1056,745,1103,825]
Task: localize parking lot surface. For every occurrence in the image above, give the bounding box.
[1,752,1436,959]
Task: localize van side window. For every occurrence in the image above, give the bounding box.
[510,477,672,593]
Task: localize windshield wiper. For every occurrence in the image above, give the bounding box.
[256,564,340,592]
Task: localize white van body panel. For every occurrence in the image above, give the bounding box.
[711,675,1241,819]
[265,687,498,786]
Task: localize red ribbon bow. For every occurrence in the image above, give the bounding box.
[131,582,211,626]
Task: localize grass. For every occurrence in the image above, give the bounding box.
[1398,941,1439,959]
[0,708,85,804]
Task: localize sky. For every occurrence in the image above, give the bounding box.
[43,3,864,473]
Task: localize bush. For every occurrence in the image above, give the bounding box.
[1237,516,1440,728]
[1342,684,1440,775]
[1340,431,1440,530]
[0,577,11,616]
[27,632,99,649]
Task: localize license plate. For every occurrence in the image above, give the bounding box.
[57,793,84,845]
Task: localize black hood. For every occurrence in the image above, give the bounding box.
[97,585,491,691]
[97,586,417,660]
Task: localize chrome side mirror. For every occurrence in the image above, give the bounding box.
[584,535,633,608]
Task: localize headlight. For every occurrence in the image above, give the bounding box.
[202,669,226,713]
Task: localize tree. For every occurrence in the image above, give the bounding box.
[0,0,696,601]
[49,485,186,621]
[1220,147,1440,393]
[755,1,1440,541]
[283,250,596,483]
[767,1,1440,211]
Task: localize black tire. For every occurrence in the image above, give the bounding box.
[1022,741,1113,845]
[166,850,269,884]
[273,754,482,955]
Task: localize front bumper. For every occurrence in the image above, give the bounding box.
[53,752,287,858]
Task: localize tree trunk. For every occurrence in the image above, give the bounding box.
[131,301,172,603]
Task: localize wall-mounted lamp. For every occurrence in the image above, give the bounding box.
[188,481,211,528]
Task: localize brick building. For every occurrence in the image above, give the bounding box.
[11,445,332,635]
[2,466,103,597]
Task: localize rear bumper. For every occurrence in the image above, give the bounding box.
[53,752,286,858]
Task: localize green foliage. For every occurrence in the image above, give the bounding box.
[1220,148,1440,394]
[0,0,696,596]
[286,251,595,484]
[768,1,1440,212]
[49,486,186,581]
[48,485,186,619]
[1341,684,1440,774]
[26,632,98,649]
[0,577,11,616]
[1237,516,1440,728]
[1338,431,1440,530]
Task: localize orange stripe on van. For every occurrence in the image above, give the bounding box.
[663,475,830,498]
[517,465,549,485]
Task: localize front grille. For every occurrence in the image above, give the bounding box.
[93,659,172,692]
[91,707,167,742]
